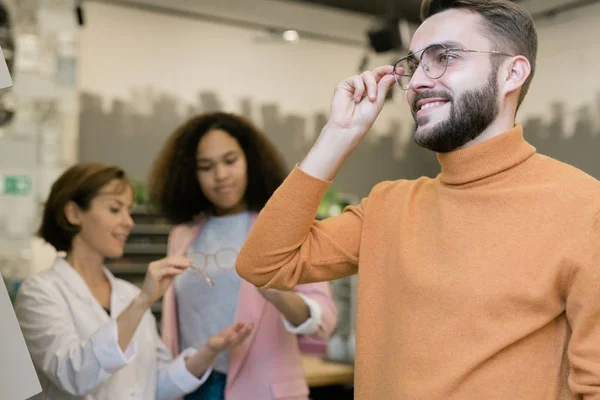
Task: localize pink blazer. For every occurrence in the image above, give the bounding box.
[161,213,337,400]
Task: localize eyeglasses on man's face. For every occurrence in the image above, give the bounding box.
[393,43,514,91]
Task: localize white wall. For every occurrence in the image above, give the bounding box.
[108,0,370,45]
[78,1,411,133]
[76,1,427,202]
[78,0,600,148]
[518,1,600,134]
[77,0,600,184]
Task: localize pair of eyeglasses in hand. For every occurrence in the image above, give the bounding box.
[186,248,238,287]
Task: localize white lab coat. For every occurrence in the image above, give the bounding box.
[14,257,211,400]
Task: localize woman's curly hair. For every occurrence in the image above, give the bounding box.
[148,112,288,225]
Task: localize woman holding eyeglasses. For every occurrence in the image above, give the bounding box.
[14,163,253,400]
[148,112,338,400]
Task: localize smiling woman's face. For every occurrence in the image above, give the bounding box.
[67,179,134,259]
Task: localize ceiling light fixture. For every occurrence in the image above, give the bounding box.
[282,30,300,43]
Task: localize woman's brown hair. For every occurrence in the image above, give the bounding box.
[38,163,129,252]
[148,112,288,225]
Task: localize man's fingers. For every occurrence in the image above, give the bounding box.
[350,75,366,103]
[376,74,397,108]
[372,65,394,82]
[360,70,378,101]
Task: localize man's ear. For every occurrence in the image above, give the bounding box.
[502,55,531,96]
[64,201,82,226]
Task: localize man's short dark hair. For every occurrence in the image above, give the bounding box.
[421,0,538,110]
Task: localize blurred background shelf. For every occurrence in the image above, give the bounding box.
[122,243,168,255]
[106,263,148,275]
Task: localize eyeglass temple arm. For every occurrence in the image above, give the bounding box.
[450,48,514,57]
[189,265,215,286]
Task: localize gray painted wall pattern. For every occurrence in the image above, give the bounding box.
[79,90,600,198]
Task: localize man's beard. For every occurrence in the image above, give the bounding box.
[411,70,500,153]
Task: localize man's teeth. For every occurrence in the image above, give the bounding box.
[420,101,447,111]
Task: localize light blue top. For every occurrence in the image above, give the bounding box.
[174,211,251,374]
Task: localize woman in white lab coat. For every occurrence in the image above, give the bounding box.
[14,163,253,400]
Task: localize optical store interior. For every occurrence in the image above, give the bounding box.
[1,0,600,399]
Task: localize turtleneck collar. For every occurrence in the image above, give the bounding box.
[437,125,536,185]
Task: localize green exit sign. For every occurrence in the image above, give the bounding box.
[0,174,32,195]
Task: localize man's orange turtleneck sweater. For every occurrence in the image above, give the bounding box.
[237,125,600,399]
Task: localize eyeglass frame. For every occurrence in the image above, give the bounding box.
[185,248,239,287]
[393,42,514,91]
[186,248,239,271]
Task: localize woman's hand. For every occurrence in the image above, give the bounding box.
[205,322,254,353]
[137,256,191,307]
[184,322,254,377]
